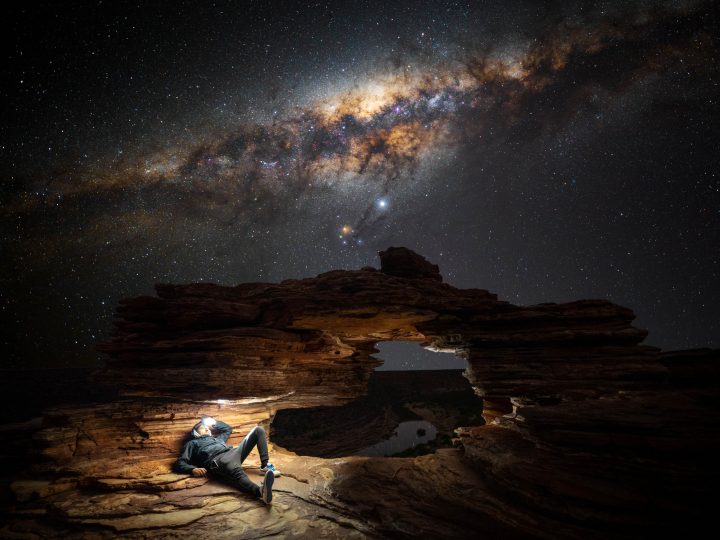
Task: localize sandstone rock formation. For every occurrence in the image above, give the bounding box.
[270,369,483,458]
[2,247,718,538]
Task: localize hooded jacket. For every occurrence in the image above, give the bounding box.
[174,420,233,473]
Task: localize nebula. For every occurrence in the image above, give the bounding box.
[2,0,718,366]
[10,2,714,244]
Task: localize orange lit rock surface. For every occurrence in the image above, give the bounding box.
[2,247,718,538]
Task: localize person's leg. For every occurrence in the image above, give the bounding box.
[209,425,271,496]
[216,463,261,497]
[235,426,269,466]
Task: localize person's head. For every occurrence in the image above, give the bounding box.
[192,420,212,437]
[196,423,211,436]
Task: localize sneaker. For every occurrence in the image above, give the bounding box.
[259,469,274,504]
[260,463,281,477]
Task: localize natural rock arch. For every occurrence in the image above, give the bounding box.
[4,247,718,538]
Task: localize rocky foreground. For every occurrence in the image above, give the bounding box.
[1,247,718,538]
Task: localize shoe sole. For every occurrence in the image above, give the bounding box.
[262,470,274,504]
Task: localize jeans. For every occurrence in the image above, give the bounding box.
[210,426,269,497]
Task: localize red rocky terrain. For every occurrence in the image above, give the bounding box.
[2,247,718,539]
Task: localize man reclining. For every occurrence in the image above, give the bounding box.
[174,416,280,504]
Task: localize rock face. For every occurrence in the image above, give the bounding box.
[270,369,483,458]
[378,246,442,281]
[2,247,719,538]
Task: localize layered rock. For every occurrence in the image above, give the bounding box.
[2,247,718,538]
[270,369,483,458]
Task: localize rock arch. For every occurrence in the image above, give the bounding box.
[5,247,718,538]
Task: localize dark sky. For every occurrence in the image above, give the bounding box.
[2,0,718,368]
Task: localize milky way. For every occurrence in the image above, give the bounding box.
[2,1,719,366]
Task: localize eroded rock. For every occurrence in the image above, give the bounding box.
[1,248,718,538]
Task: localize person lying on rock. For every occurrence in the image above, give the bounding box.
[174,416,280,504]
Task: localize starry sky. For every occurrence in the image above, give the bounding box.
[2,0,718,368]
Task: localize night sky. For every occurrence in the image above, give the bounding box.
[2,1,718,369]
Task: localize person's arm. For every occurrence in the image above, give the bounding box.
[174,441,197,474]
[212,420,232,443]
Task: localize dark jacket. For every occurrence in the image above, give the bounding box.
[174,420,233,473]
